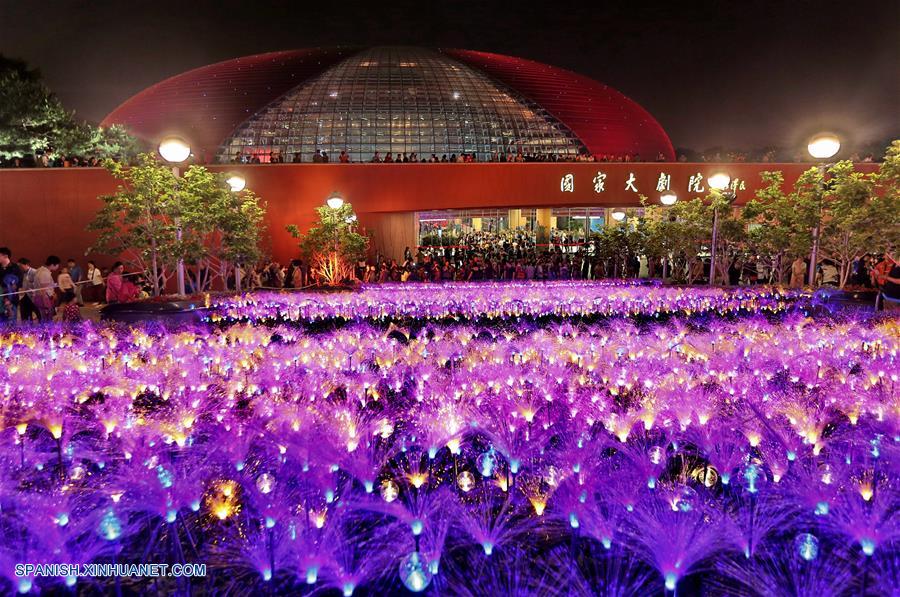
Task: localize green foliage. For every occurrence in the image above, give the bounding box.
[88,154,266,295]
[0,55,142,160]
[287,202,369,265]
[820,159,896,287]
[741,170,813,283]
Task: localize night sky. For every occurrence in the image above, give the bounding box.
[2,0,897,152]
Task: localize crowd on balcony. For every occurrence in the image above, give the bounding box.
[1,146,884,168]
[0,153,107,168]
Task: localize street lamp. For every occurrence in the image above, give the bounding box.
[226,174,246,192]
[158,137,191,163]
[806,133,840,286]
[611,209,626,222]
[326,194,344,210]
[659,191,678,280]
[707,172,735,287]
[660,191,678,206]
[224,174,248,292]
[157,136,191,296]
[807,134,840,160]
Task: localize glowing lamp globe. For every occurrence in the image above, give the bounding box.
[457,471,475,492]
[611,209,626,222]
[157,136,191,163]
[380,479,399,502]
[795,533,819,561]
[326,194,345,210]
[807,134,840,159]
[226,174,246,192]
[398,551,433,592]
[708,172,731,191]
[660,191,678,206]
[255,472,275,494]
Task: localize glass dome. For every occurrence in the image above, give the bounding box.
[217,47,586,163]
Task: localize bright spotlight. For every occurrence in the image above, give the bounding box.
[226,175,246,192]
[326,194,344,210]
[157,136,191,163]
[807,133,840,160]
[708,172,731,191]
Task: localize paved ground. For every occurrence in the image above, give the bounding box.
[80,302,104,322]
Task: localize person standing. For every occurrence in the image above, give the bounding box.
[105,262,138,304]
[33,256,61,321]
[84,261,104,303]
[17,258,38,322]
[67,259,84,304]
[0,247,22,324]
[57,266,75,295]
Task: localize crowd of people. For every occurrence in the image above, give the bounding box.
[234,230,900,304]
[3,236,897,325]
[0,154,108,168]
[216,146,886,165]
[0,247,146,325]
[227,149,614,164]
[3,147,885,169]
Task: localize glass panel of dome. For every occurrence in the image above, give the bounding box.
[217,47,585,163]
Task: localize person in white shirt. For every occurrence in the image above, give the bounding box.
[33,255,61,321]
[85,261,104,303]
[57,267,75,292]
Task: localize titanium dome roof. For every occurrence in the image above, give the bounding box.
[103,46,674,162]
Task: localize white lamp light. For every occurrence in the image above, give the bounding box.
[708,172,731,191]
[611,209,626,222]
[326,194,344,210]
[660,191,678,206]
[807,133,840,160]
[226,174,246,192]
[157,136,191,163]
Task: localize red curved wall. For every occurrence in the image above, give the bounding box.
[0,163,876,268]
[102,47,673,162]
[101,48,357,159]
[443,49,675,161]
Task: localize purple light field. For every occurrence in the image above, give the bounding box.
[0,283,897,595]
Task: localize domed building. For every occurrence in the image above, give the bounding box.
[103,46,674,163]
[1,48,870,270]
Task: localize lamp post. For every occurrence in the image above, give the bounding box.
[806,133,840,286]
[225,174,247,291]
[326,195,345,281]
[707,172,735,286]
[660,191,678,280]
[157,136,191,296]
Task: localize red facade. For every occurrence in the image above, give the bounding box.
[0,163,877,269]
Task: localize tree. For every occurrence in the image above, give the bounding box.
[742,171,814,284]
[88,154,266,296]
[819,158,897,288]
[287,202,369,286]
[0,55,141,161]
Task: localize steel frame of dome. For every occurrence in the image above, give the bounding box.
[103,47,675,162]
[218,47,587,164]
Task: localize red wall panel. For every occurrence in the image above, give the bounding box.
[0,163,877,268]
